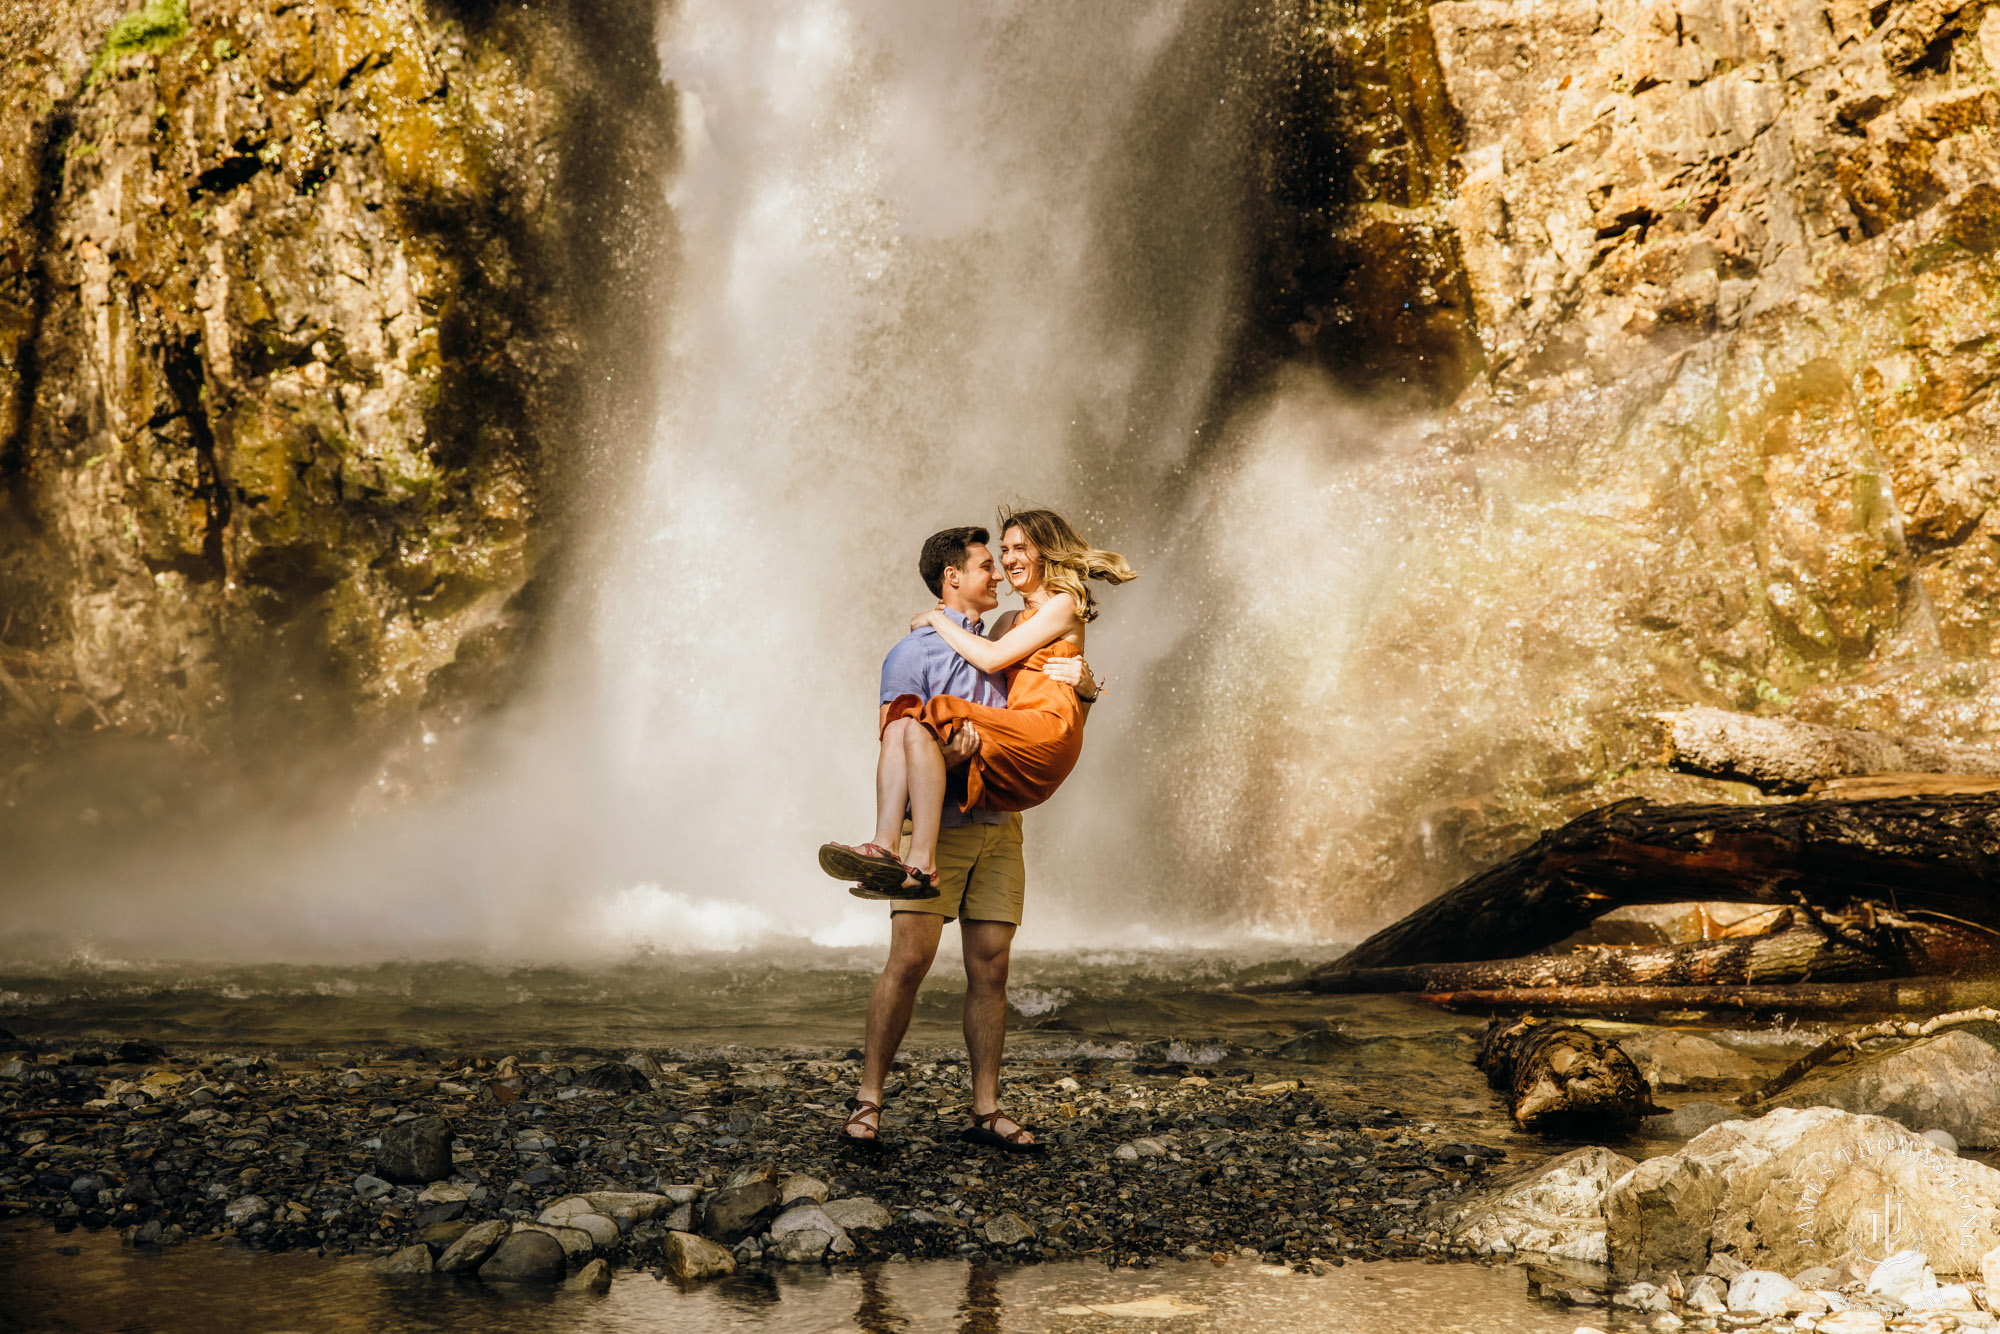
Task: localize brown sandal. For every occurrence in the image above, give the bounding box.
[841,1097,888,1151]
[960,1107,1044,1154]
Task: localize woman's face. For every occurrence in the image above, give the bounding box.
[1000,526,1040,595]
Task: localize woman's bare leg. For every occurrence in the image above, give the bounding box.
[902,721,948,877]
[872,719,917,850]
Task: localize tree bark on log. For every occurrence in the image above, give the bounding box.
[1421,977,2000,1018]
[1664,707,2000,792]
[1298,916,1997,994]
[1475,1017,1655,1130]
[1315,794,2000,980]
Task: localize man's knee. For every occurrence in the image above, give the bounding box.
[884,917,942,987]
[960,921,1014,988]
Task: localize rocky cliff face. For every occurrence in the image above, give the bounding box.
[1191,0,2000,930]
[0,0,670,831]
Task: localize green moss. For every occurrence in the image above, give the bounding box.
[90,0,191,83]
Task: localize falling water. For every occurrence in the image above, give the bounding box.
[566,0,1285,951]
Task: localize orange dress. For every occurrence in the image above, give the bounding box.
[883,641,1086,814]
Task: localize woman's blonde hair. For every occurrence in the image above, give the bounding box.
[998,507,1137,622]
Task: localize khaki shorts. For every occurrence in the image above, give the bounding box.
[895,814,1025,924]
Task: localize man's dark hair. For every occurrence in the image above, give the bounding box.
[919,526,991,598]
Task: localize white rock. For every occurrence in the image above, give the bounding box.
[416,1183,468,1205]
[1814,1313,1888,1334]
[1728,1270,1799,1315]
[1442,1146,1638,1265]
[538,1196,597,1227]
[1614,1282,1672,1312]
[1687,1275,1728,1314]
[1867,1249,1936,1304]
[1908,1282,1977,1311]
[1925,1129,1962,1156]
[1112,1143,1139,1161]
[1607,1108,2000,1279]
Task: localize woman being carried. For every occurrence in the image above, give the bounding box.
[819,507,1137,896]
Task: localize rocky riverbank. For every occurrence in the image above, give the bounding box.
[0,1034,1518,1281]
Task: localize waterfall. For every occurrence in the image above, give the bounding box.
[573,0,1283,951]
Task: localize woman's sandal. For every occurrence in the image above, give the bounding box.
[960,1107,1044,1154]
[846,859,940,902]
[840,1097,889,1152]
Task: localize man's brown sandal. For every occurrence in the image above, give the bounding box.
[960,1108,1044,1154]
[840,1097,888,1151]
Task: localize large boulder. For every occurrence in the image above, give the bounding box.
[1779,1031,2000,1148]
[1438,1146,1638,1264]
[1607,1107,2000,1280]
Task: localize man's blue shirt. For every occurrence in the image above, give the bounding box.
[880,607,1009,828]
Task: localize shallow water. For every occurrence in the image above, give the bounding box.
[0,1219,1625,1333]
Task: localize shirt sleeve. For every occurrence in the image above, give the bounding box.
[879,635,930,704]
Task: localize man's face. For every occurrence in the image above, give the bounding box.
[947,543,1002,614]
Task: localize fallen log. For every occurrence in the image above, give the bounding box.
[1808,774,2000,800]
[1313,793,2000,980]
[1419,977,2000,1019]
[1299,915,2000,994]
[1664,707,2000,792]
[1474,1016,1655,1130]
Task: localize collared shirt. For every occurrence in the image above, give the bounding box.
[879,608,1010,827]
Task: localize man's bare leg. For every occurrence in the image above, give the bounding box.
[851,910,946,1140]
[961,917,1032,1144]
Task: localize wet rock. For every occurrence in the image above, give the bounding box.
[1642,1102,1744,1141]
[665,1230,737,1280]
[479,1230,566,1283]
[377,1116,454,1184]
[822,1198,893,1232]
[373,1243,434,1275]
[420,1221,471,1250]
[769,1204,851,1262]
[223,1195,270,1226]
[517,1223,595,1262]
[703,1176,781,1244]
[436,1219,510,1273]
[1620,1034,1762,1092]
[1726,1270,1797,1315]
[1441,1146,1638,1264]
[567,1257,612,1292]
[984,1211,1036,1246]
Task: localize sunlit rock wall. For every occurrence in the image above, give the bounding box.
[0,0,670,826]
[1169,0,2000,934]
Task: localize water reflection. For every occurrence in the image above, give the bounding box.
[0,1220,1631,1334]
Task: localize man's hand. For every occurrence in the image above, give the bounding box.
[1044,656,1096,699]
[942,722,979,768]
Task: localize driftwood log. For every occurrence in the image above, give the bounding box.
[1301,914,1999,995]
[1419,977,2000,1018]
[1475,1017,1655,1130]
[1664,707,2000,792]
[1310,794,2000,983]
